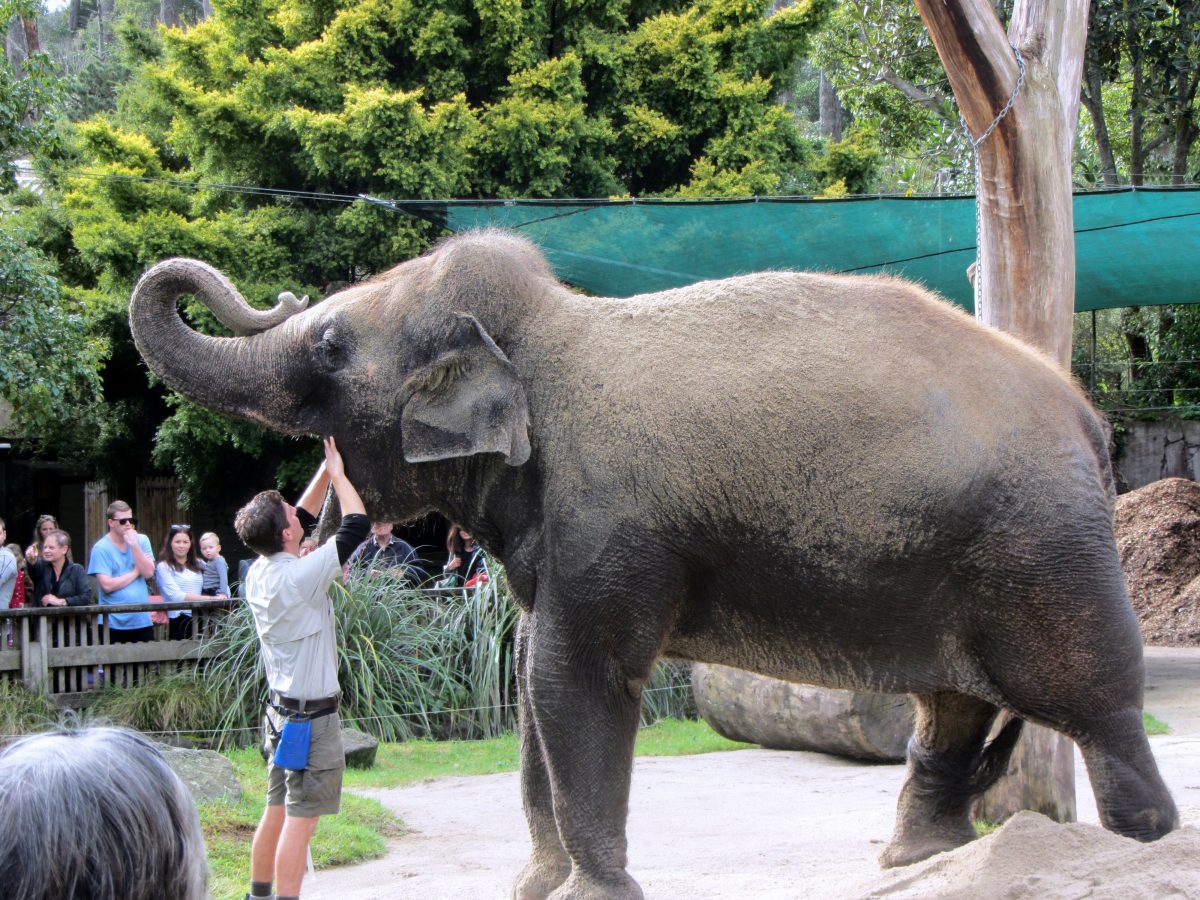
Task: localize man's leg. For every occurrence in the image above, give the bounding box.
[275,814,320,896]
[251,803,285,892]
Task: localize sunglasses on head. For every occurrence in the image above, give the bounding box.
[171,524,191,532]
[113,516,137,526]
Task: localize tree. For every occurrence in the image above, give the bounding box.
[0,226,104,447]
[1084,0,1200,186]
[916,0,1087,368]
[22,0,836,503]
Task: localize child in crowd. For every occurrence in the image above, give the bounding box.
[198,532,230,598]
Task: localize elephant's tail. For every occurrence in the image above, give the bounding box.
[964,714,1025,795]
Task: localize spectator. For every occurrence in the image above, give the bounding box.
[87,501,156,643]
[0,519,16,648]
[156,524,207,640]
[28,529,90,608]
[198,531,231,597]
[346,521,419,579]
[440,524,489,588]
[24,514,60,566]
[0,518,13,601]
[5,543,27,611]
[236,436,368,900]
[0,726,208,900]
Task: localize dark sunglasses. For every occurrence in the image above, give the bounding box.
[171,524,191,532]
[112,517,138,526]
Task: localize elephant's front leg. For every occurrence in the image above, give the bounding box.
[521,609,648,900]
[513,614,571,900]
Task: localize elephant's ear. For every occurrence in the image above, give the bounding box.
[400,314,531,466]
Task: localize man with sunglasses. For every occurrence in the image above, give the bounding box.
[87,500,156,642]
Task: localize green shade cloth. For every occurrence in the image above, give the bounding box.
[388,187,1200,312]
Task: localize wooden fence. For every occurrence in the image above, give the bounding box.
[0,599,238,708]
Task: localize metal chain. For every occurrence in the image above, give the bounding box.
[965,43,1025,323]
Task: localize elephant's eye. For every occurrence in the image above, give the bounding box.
[314,327,344,373]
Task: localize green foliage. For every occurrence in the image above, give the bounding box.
[0,226,105,445]
[0,2,65,190]
[1072,306,1200,419]
[811,128,880,195]
[1143,712,1170,735]
[9,0,838,500]
[810,0,968,193]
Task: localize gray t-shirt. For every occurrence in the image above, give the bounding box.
[244,539,341,700]
[0,549,16,610]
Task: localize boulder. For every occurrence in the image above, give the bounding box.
[343,727,379,769]
[692,663,913,761]
[156,744,243,804]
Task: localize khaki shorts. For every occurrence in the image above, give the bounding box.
[263,706,345,818]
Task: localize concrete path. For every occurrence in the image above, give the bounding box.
[304,646,1200,900]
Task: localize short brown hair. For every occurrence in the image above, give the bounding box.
[235,490,289,556]
[106,500,131,520]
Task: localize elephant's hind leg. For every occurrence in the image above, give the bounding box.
[1076,709,1177,842]
[881,692,1014,868]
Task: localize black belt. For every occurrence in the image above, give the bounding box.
[270,693,339,713]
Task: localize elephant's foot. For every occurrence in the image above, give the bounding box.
[878,816,976,868]
[546,868,644,900]
[512,854,571,900]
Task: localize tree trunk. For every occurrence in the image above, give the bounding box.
[19,15,38,56]
[1169,67,1199,185]
[1126,5,1145,186]
[160,0,181,28]
[819,72,844,142]
[68,0,82,33]
[1081,63,1120,186]
[913,0,1090,824]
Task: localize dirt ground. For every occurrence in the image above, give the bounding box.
[303,646,1200,900]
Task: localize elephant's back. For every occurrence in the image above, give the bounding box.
[529,270,1114,595]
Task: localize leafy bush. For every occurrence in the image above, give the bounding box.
[199,568,521,746]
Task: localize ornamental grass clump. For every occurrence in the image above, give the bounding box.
[198,566,521,746]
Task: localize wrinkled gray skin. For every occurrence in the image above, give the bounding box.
[130,231,1177,899]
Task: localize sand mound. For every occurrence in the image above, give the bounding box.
[1114,477,1200,646]
[867,811,1200,899]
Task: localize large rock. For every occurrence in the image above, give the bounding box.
[692,663,914,761]
[156,744,243,804]
[343,727,379,769]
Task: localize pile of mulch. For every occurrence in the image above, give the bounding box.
[1113,477,1200,647]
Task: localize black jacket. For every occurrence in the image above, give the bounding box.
[29,559,92,607]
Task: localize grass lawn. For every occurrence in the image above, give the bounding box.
[204,718,749,899]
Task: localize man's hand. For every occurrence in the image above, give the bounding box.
[324,436,345,480]
[43,595,65,607]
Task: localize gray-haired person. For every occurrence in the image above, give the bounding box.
[0,726,207,900]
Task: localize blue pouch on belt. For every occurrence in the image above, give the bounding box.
[273,717,312,771]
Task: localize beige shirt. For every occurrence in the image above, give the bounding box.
[245,539,341,701]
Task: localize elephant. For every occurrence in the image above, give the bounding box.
[129,231,1178,899]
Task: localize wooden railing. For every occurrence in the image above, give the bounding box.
[0,599,238,707]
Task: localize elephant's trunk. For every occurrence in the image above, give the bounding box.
[129,258,316,434]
